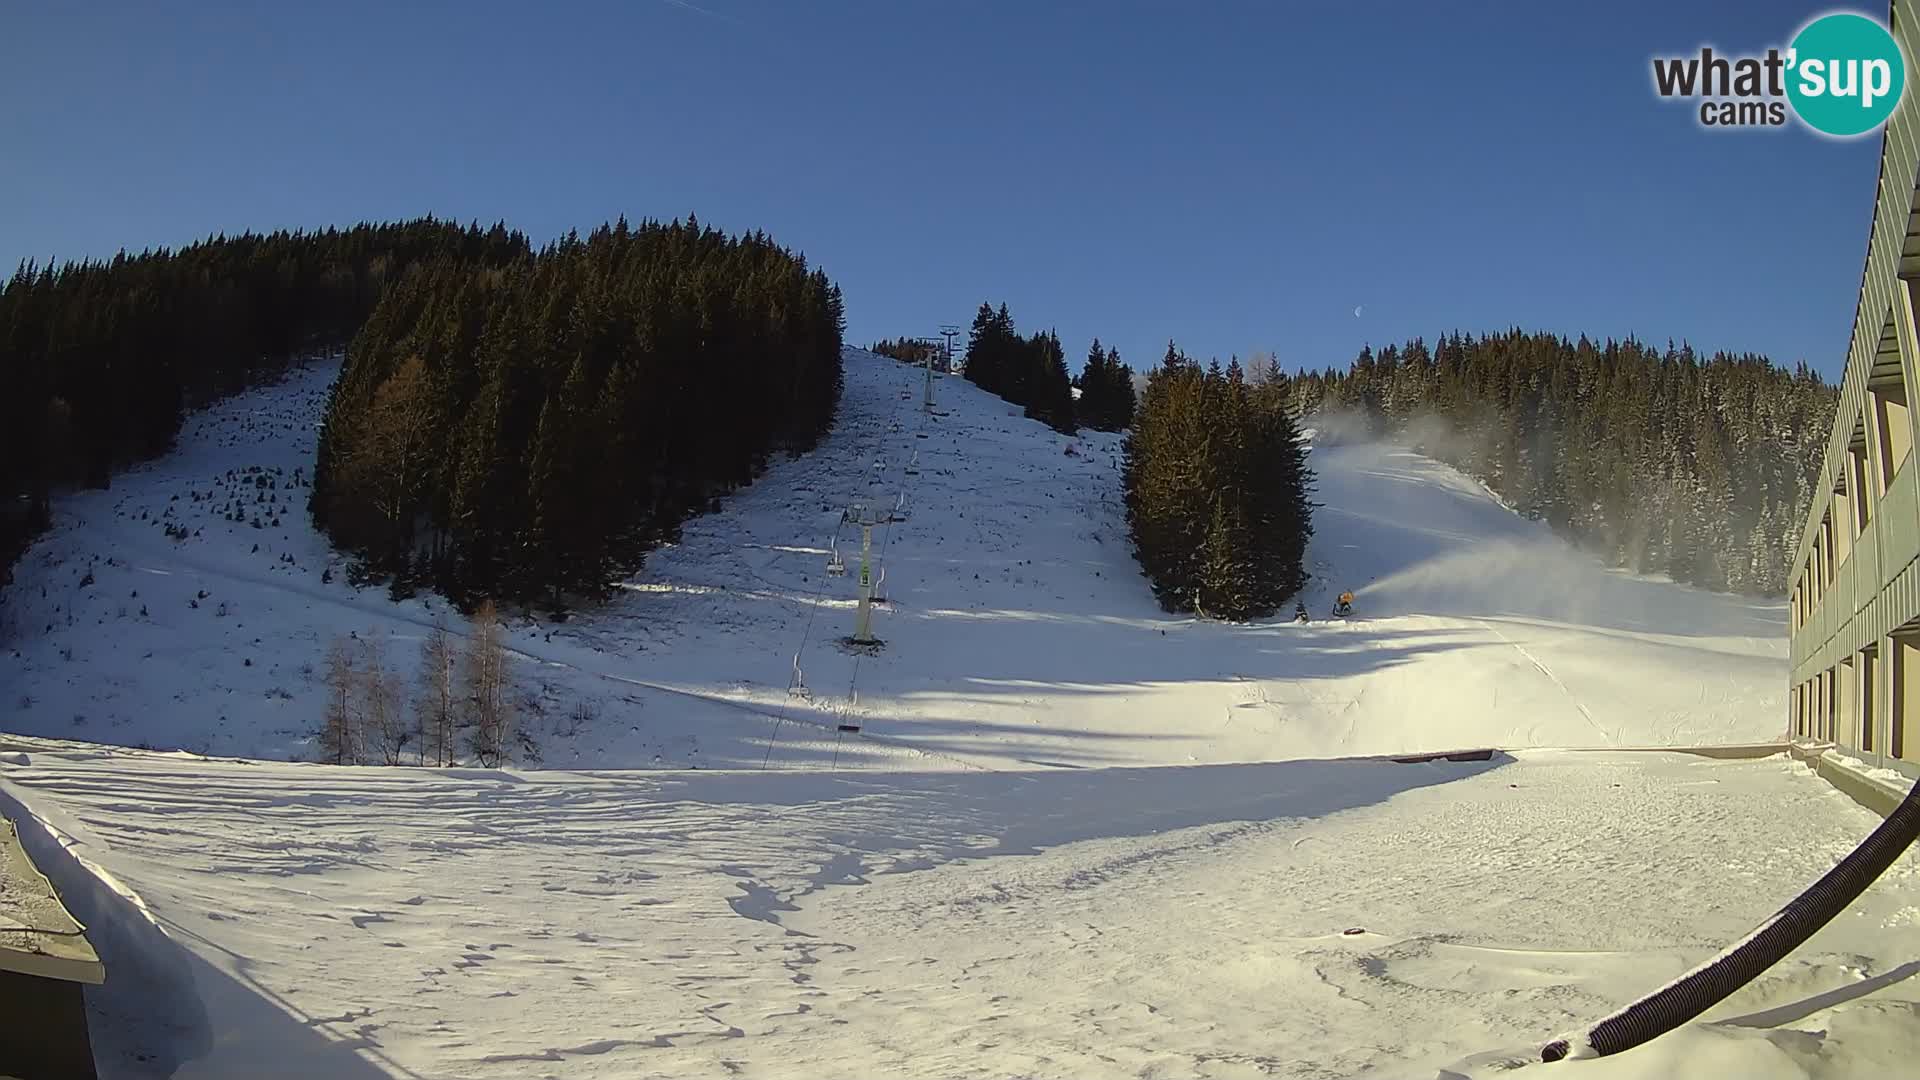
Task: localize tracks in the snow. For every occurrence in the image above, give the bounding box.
[1474,618,1614,747]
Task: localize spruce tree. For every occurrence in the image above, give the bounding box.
[1106,346,1135,430]
[1125,341,1313,616]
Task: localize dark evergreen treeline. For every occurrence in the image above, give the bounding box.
[962,302,1077,434]
[0,219,530,585]
[868,336,945,368]
[1125,344,1314,620]
[1075,338,1137,432]
[311,217,845,610]
[1290,330,1836,595]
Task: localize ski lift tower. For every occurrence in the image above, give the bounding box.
[845,502,885,644]
[918,336,941,413]
[940,324,960,373]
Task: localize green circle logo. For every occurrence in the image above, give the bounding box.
[1787,12,1906,136]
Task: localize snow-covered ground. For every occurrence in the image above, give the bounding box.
[2,740,1916,1079]
[3,346,1910,1079]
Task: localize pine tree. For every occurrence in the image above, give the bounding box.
[1076,341,1135,432]
[1023,330,1076,433]
[1197,497,1256,619]
[1081,338,1109,426]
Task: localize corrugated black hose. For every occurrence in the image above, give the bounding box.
[1541,774,1920,1062]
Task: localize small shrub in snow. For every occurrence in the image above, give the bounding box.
[563,700,596,737]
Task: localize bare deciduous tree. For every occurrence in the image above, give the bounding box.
[417,615,458,766]
[333,355,440,565]
[462,599,514,767]
[362,630,408,765]
[321,634,359,764]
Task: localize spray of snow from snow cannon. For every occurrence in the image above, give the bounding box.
[1540,777,1920,1062]
[1364,536,1677,632]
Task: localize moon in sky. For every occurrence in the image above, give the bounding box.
[1353,305,1364,319]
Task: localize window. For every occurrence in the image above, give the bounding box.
[1832,486,1854,561]
[1886,291,1919,489]
[1862,647,1878,753]
[1898,633,1920,761]
[1825,668,1838,741]
[1848,439,1872,531]
[1875,378,1912,488]
[1840,657,1857,747]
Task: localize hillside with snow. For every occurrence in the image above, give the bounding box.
[3,347,1915,1080]
[5,348,1786,771]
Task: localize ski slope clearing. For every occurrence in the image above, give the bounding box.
[3,741,1916,1079]
[3,347,1784,770]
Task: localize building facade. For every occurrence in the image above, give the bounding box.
[1788,0,1920,779]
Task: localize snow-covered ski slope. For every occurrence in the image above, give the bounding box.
[1,347,1915,1079]
[6,348,1786,770]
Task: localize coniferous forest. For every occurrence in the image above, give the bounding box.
[0,219,531,586]
[310,217,845,610]
[1125,345,1315,620]
[961,302,1078,434]
[1291,331,1836,595]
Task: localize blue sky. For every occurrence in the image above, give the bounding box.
[0,1,1885,379]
